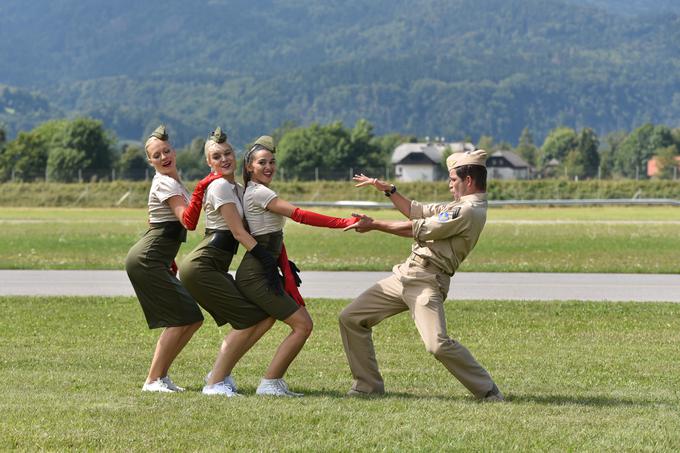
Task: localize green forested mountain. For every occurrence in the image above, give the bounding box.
[1,0,679,147]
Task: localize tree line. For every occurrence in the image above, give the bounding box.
[1,117,679,183]
[505,125,680,180]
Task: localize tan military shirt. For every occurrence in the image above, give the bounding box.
[244,181,286,235]
[204,178,245,231]
[147,173,190,223]
[409,193,488,276]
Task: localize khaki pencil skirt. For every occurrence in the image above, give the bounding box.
[235,231,299,321]
[181,230,270,329]
[125,222,204,329]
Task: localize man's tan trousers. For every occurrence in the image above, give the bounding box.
[338,259,496,397]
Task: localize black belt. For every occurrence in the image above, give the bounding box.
[150,221,187,242]
[206,229,239,254]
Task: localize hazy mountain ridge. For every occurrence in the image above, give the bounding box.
[1,0,679,146]
[567,0,680,16]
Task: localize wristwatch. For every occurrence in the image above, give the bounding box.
[384,184,397,197]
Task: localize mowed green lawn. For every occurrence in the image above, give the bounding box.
[1,296,679,451]
[1,206,679,272]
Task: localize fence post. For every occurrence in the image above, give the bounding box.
[112,168,116,181]
[674,166,678,180]
[349,167,353,181]
[315,167,319,182]
[78,169,83,183]
[45,167,48,182]
[281,167,285,181]
[145,168,149,181]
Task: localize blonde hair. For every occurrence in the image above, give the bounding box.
[144,136,164,157]
[204,139,233,160]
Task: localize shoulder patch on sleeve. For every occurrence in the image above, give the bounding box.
[437,206,460,223]
[437,207,461,223]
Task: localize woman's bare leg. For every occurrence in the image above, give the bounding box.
[207,317,275,385]
[146,320,202,382]
[263,307,313,379]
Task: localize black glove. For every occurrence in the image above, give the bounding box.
[250,244,283,295]
[288,260,302,287]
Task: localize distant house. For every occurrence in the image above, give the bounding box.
[647,155,680,178]
[392,141,475,181]
[486,150,532,180]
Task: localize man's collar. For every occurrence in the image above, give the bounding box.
[459,192,487,202]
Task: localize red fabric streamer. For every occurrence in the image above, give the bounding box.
[278,243,305,306]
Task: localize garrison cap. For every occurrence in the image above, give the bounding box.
[446,149,487,171]
[253,135,276,152]
[149,125,169,141]
[209,127,227,143]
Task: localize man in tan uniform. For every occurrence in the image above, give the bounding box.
[340,149,504,401]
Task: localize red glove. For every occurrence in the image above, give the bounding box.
[182,173,223,230]
[169,259,178,277]
[278,243,305,306]
[290,208,359,229]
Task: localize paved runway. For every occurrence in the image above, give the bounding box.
[1,270,679,302]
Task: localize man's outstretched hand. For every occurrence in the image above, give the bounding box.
[343,213,374,233]
[353,173,391,192]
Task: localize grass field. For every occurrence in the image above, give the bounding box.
[1,296,679,451]
[1,206,679,272]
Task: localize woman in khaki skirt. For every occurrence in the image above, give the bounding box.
[125,125,218,393]
[236,135,359,397]
[181,128,277,397]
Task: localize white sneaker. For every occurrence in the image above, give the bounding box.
[202,381,240,397]
[256,378,303,397]
[278,378,304,397]
[204,371,238,392]
[162,375,185,392]
[142,378,175,393]
[225,375,238,392]
[256,378,289,396]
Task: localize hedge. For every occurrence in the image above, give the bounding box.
[0,179,678,208]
